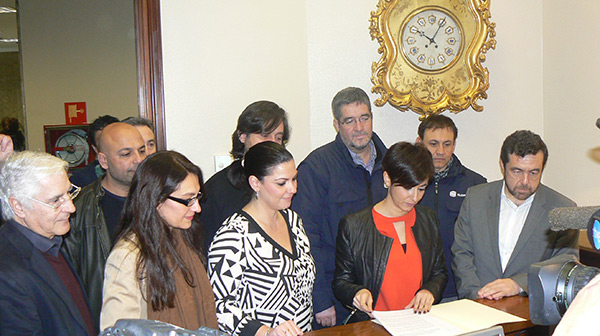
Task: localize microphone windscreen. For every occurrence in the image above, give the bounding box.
[596,118,600,129]
[549,206,600,231]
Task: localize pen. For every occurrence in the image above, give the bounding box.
[343,305,358,325]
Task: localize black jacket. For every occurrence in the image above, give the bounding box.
[62,176,112,330]
[199,162,253,256]
[333,205,447,322]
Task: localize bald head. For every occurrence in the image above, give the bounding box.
[97,122,147,196]
[97,123,140,153]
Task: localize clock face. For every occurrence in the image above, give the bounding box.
[400,8,462,72]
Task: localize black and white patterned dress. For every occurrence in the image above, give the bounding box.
[208,209,315,336]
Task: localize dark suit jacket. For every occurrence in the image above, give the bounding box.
[451,181,578,299]
[0,222,91,335]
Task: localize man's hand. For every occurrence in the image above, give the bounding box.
[0,134,14,163]
[315,305,336,327]
[405,289,434,314]
[352,288,374,317]
[477,278,521,300]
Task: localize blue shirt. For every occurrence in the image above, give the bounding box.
[8,220,62,257]
[347,140,376,174]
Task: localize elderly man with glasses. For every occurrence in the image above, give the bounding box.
[0,138,96,335]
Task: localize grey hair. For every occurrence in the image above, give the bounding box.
[122,116,155,133]
[331,87,372,120]
[0,151,68,221]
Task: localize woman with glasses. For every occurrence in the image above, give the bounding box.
[99,151,218,331]
[333,142,447,322]
[208,141,315,336]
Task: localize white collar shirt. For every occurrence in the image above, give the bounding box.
[499,182,536,272]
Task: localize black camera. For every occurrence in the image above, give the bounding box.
[528,207,600,325]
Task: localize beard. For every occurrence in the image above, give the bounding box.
[345,132,371,151]
[506,182,537,201]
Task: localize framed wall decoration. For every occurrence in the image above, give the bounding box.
[369,0,496,117]
[44,124,93,172]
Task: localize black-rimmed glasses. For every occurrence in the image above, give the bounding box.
[26,183,81,210]
[167,192,202,207]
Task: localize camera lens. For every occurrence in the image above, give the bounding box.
[553,260,600,315]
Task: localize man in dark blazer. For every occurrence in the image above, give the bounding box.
[452,130,578,300]
[0,143,96,335]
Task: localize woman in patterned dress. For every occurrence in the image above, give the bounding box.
[208,141,315,336]
[199,101,290,256]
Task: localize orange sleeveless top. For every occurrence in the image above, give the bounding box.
[373,208,422,311]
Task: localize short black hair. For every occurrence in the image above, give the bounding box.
[88,115,119,149]
[382,142,434,188]
[500,130,548,168]
[417,114,458,140]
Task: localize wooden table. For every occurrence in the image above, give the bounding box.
[304,296,537,336]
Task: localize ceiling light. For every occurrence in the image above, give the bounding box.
[0,6,17,14]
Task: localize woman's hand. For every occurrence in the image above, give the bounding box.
[405,289,434,314]
[260,320,303,336]
[352,288,374,317]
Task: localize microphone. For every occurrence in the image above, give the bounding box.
[549,206,600,231]
[596,118,600,129]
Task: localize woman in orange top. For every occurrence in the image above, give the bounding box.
[333,142,447,323]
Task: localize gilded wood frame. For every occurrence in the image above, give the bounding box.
[369,0,496,118]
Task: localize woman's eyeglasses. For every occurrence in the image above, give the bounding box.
[167,192,203,207]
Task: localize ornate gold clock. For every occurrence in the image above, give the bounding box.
[369,0,496,117]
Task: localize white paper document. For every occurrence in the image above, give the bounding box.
[372,299,526,336]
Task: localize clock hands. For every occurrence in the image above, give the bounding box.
[416,19,446,48]
[429,18,446,46]
[416,29,436,47]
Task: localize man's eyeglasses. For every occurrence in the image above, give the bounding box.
[26,184,81,210]
[339,114,371,126]
[167,192,203,207]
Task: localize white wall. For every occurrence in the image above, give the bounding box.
[19,0,138,151]
[160,1,311,175]
[160,0,597,206]
[303,0,545,184]
[542,1,600,206]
